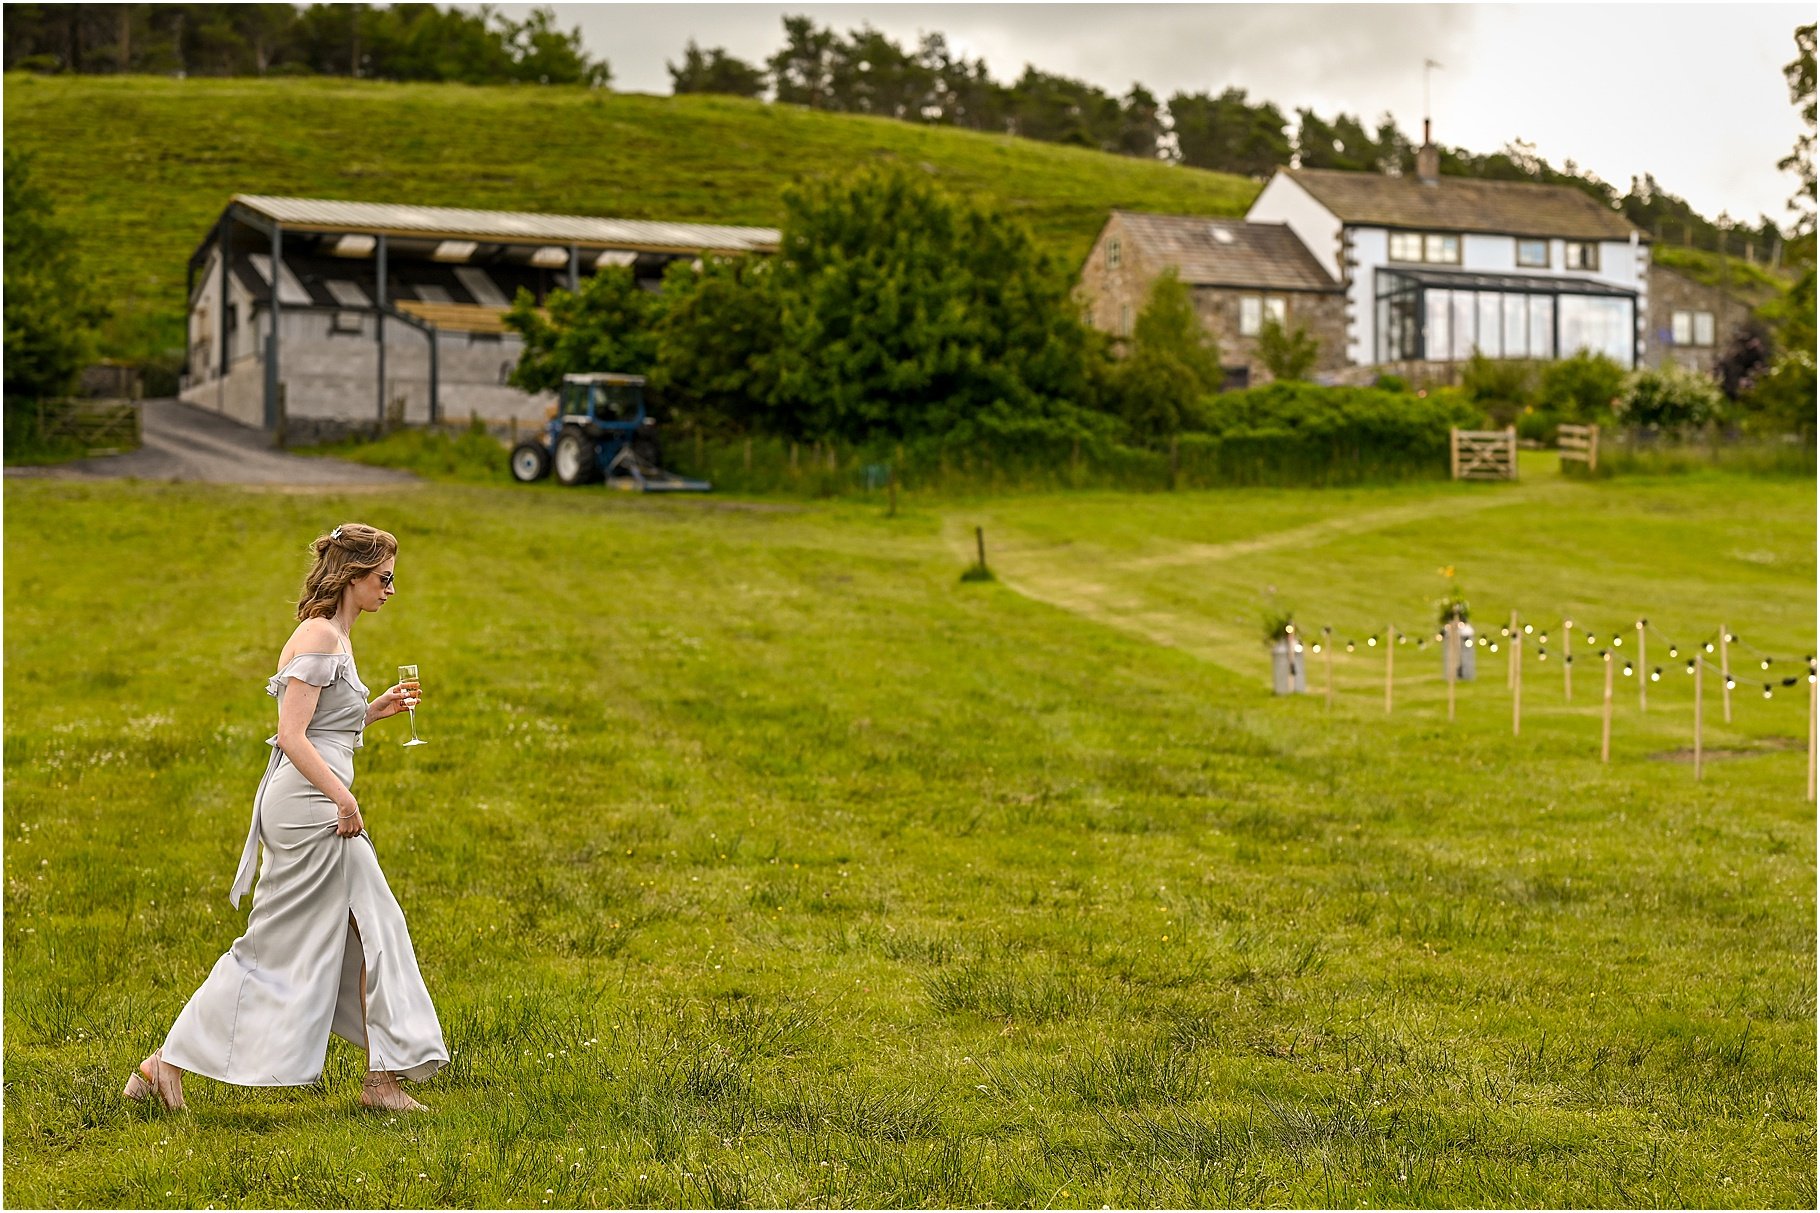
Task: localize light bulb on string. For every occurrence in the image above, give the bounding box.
[1345,641,1355,653]
[1623,661,1633,676]
[1500,626,1510,637]
[1367,636,1377,647]
[1565,654,1574,666]
[1585,632,1598,646]
[1650,668,1661,682]
[1760,659,1770,670]
[1704,642,1715,653]
[1311,643,1322,654]
[1685,662,1695,675]
[1762,684,1773,699]
[1612,635,1622,647]
[1523,624,1533,635]
[1726,633,1736,643]
[1725,677,1736,690]
[1489,642,1499,653]
[1668,646,1678,658]
[1539,632,1549,645]
[1538,650,1548,661]
[1285,624,1295,635]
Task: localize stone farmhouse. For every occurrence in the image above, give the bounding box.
[180,196,778,440]
[1083,140,1673,385]
[1642,264,1761,375]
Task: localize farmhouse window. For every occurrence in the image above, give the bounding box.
[1238,295,1287,336]
[1671,310,1716,346]
[1119,304,1132,336]
[1564,241,1599,271]
[331,310,366,335]
[1516,239,1549,268]
[1107,238,1122,268]
[1388,231,1461,265]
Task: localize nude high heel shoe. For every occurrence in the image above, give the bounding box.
[122,1049,184,1110]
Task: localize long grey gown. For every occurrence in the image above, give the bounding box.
[161,651,448,1086]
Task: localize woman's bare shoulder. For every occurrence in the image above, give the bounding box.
[278,617,344,669]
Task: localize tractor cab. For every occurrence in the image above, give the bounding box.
[509,371,710,492]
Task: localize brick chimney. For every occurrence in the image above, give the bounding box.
[1416,118,1439,185]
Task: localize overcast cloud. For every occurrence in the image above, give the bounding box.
[485,3,1812,228]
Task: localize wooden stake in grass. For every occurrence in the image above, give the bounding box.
[1385,623,1394,715]
[1637,620,1648,712]
[1720,624,1732,723]
[1512,629,1523,736]
[960,526,994,582]
[1808,662,1816,802]
[1507,610,1518,688]
[1563,619,1574,702]
[1445,621,1457,723]
[1323,627,1334,710]
[1693,655,1704,781]
[1600,649,1614,763]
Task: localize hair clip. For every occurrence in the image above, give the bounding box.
[330,526,343,540]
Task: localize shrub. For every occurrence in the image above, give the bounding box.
[1256,316,1320,382]
[1538,351,1626,422]
[1186,381,1481,484]
[1460,353,1539,426]
[1112,268,1222,438]
[1616,364,1728,433]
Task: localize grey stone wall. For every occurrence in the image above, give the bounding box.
[1642,266,1755,373]
[1190,287,1348,384]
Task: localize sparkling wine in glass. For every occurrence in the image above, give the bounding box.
[398,664,427,747]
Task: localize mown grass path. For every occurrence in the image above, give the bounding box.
[4,470,1813,1207]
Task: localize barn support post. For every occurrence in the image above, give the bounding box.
[376,233,388,426]
[265,223,283,432]
[568,244,580,293]
[217,226,229,380]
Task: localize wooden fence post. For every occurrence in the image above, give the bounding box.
[976,526,987,571]
[1601,650,1614,763]
[1445,621,1458,723]
[1507,425,1517,481]
[1512,631,1523,736]
[1385,623,1395,715]
[1637,622,1647,712]
[1563,619,1574,702]
[1323,627,1334,710]
[1720,625,1732,723]
[1507,610,1518,688]
[1694,656,1704,781]
[1449,428,1461,480]
[1808,663,1816,802]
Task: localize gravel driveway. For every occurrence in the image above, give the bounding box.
[6,399,416,486]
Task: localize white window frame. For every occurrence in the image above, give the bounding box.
[1239,296,1263,336]
[1264,296,1287,327]
[1119,303,1132,336]
[1671,311,1693,345]
[1564,241,1599,271]
[1515,238,1549,268]
[1107,238,1122,269]
[1692,311,1715,346]
[1388,231,1423,263]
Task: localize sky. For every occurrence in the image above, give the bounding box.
[484,2,1813,229]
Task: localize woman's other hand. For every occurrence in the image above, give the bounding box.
[335,797,365,837]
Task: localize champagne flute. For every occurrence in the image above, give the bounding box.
[398,664,427,747]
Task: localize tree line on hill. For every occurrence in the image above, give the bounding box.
[0,3,607,86]
[5,6,1796,262]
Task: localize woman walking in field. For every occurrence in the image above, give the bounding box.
[125,523,447,1112]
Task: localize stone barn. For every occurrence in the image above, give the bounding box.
[1641,264,1763,375]
[1079,210,1347,388]
[179,196,778,440]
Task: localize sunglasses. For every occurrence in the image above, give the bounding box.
[376,571,394,588]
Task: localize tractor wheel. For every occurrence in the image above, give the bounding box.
[630,433,663,472]
[509,441,551,483]
[554,429,600,486]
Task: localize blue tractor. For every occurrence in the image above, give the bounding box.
[508,372,710,491]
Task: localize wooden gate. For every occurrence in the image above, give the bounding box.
[39,399,142,455]
[1450,427,1517,481]
[1558,423,1600,472]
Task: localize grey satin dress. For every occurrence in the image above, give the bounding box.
[160,652,448,1086]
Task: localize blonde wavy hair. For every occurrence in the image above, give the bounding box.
[297,523,398,621]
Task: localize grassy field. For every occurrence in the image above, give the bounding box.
[3,464,1814,1207]
[2,74,1257,359]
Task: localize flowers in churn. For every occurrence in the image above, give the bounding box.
[1260,606,1298,647]
[1434,566,1470,627]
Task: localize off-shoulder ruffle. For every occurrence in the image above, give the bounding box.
[266,652,367,698]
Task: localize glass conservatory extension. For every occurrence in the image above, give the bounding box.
[1375,267,1637,368]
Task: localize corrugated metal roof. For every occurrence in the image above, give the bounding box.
[1282,170,1640,241]
[1114,211,1340,292]
[233,195,779,253]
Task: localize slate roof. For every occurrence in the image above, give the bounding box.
[1113,211,1340,292]
[1284,170,1641,241]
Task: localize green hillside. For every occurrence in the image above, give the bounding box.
[2,74,1259,359]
